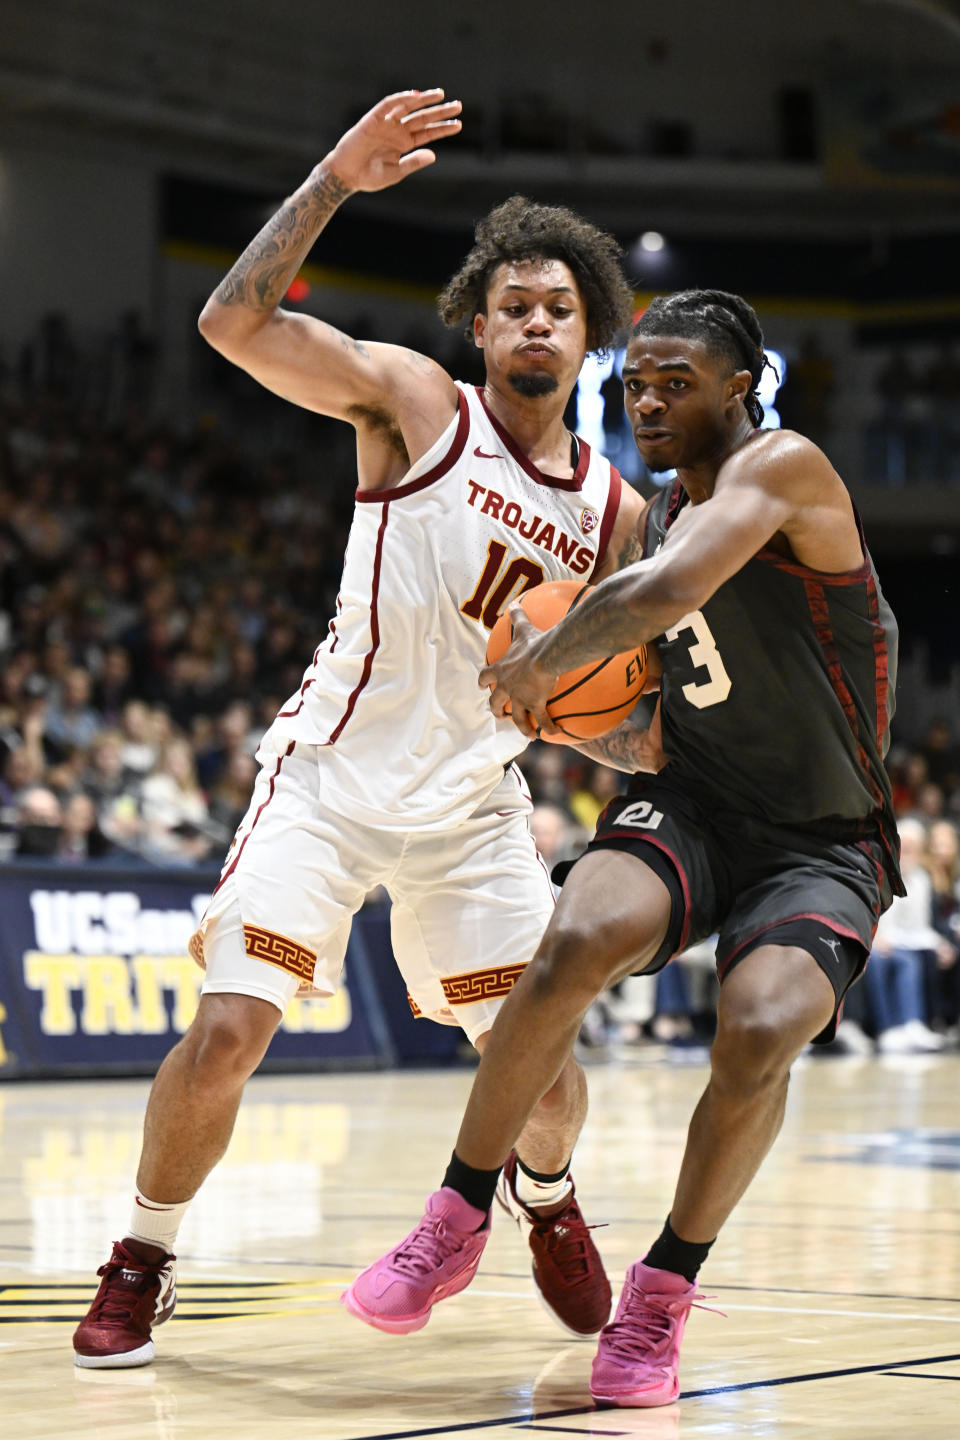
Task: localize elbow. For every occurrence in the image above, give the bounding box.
[198,297,275,364]
[197,297,230,352]
[196,295,261,359]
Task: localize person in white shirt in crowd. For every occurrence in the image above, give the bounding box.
[865,816,950,1053]
[138,736,212,863]
[119,700,159,777]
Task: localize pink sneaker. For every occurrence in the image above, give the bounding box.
[341,1187,489,1334]
[590,1261,711,1407]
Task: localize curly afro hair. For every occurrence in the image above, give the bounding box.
[438,195,633,356]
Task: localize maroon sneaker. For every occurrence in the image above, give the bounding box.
[73,1241,177,1369]
[496,1150,611,1337]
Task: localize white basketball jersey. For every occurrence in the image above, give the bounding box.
[265,383,623,830]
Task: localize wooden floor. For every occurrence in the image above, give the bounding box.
[3,1048,960,1439]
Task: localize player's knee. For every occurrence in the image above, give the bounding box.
[527,933,604,1012]
[533,912,640,1004]
[711,1010,796,1097]
[185,995,280,1084]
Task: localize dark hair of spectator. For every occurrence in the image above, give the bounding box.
[632,289,771,427]
[438,195,634,355]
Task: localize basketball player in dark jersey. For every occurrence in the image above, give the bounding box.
[357,290,903,1407]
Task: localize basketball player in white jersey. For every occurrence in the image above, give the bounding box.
[74,88,649,1367]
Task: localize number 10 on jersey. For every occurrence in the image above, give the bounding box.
[461,541,545,629]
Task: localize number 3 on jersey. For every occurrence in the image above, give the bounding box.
[664,610,732,709]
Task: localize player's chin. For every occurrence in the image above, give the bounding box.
[506,369,561,399]
[636,442,681,473]
[636,425,682,458]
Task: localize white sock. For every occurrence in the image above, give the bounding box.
[514,1161,573,1211]
[125,1188,191,1254]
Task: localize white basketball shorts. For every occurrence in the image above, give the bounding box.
[192,738,555,1045]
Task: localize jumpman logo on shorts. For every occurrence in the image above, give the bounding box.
[821,935,842,963]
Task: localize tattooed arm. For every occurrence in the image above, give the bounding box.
[197,90,462,480]
[569,490,665,771]
[481,432,816,737]
[572,696,665,773]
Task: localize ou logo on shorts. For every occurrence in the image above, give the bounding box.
[617,799,664,830]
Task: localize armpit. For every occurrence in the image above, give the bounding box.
[346,403,410,465]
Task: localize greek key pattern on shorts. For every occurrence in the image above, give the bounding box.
[440,962,526,1006]
[243,924,316,984]
[188,928,205,969]
[407,994,423,1018]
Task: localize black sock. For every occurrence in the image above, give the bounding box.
[516,1156,570,1185]
[644,1214,715,1283]
[441,1150,502,1217]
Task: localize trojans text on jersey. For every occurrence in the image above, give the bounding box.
[465,479,595,574]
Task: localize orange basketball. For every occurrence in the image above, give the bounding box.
[485,579,649,742]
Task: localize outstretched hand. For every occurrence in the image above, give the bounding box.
[324,89,462,193]
[478,605,561,740]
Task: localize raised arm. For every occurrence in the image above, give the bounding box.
[197,90,463,481]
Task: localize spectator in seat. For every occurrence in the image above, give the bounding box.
[928,819,960,1039]
[58,791,113,861]
[139,737,211,863]
[207,748,257,843]
[15,784,63,856]
[81,731,142,852]
[45,666,103,752]
[864,817,948,1052]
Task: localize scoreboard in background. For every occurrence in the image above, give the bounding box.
[0,864,402,1077]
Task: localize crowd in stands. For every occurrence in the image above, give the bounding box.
[523,740,960,1057]
[1,312,959,1054]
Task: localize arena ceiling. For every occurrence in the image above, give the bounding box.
[2,0,960,239]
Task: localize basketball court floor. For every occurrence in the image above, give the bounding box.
[3,1048,959,1439]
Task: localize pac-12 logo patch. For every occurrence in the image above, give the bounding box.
[580,506,599,534]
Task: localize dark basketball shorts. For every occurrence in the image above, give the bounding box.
[571,769,892,1044]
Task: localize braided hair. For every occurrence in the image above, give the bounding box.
[632,289,772,427]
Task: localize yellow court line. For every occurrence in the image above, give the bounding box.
[0,1281,349,1298]
[0,1304,346,1328]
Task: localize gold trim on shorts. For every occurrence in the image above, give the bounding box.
[440,962,526,1006]
[243,923,317,985]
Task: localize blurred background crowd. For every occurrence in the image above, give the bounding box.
[3,0,960,1061]
[1,307,958,1058]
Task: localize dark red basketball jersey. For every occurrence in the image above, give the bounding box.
[643,480,903,893]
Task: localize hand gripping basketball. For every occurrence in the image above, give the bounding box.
[483,579,650,743]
